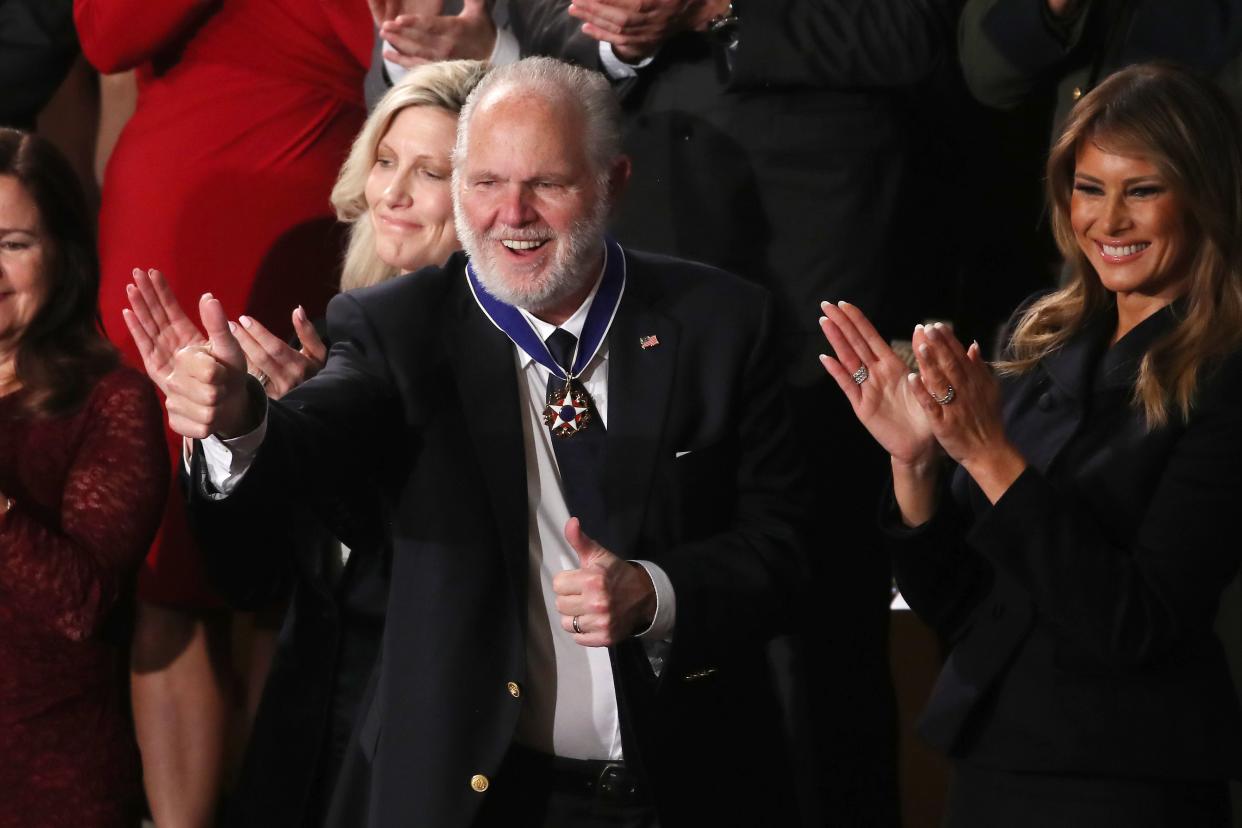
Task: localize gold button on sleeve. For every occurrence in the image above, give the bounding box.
[470,774,489,793]
[506,681,521,698]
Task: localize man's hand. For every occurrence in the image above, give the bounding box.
[552,517,656,647]
[568,0,708,63]
[163,294,259,441]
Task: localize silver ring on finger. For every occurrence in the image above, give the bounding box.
[252,370,270,388]
[572,615,583,635]
[930,385,955,405]
[852,364,869,385]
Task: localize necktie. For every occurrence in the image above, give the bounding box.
[544,328,611,548]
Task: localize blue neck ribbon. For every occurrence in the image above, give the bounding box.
[466,236,626,380]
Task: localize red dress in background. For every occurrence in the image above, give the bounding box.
[75,0,371,605]
[0,368,168,827]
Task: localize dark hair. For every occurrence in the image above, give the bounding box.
[1000,63,1242,427]
[0,128,117,416]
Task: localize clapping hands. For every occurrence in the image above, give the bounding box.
[122,268,205,396]
[231,308,327,399]
[819,302,1027,518]
[818,300,938,469]
[568,0,724,63]
[122,268,326,404]
[371,0,497,68]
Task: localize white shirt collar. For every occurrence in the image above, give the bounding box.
[515,258,607,368]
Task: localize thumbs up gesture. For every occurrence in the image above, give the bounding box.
[163,293,262,440]
[552,517,657,647]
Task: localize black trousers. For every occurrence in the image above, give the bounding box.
[946,765,1230,828]
[475,745,659,828]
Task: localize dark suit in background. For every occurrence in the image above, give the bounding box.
[890,302,1242,825]
[959,0,1242,136]
[191,248,808,828]
[0,0,78,129]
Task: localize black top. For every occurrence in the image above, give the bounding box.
[889,302,1242,780]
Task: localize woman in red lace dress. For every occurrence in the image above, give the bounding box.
[0,129,167,827]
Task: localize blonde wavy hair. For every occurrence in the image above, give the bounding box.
[331,60,488,291]
[1000,63,1242,427]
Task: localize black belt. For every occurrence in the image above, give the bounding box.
[504,743,648,804]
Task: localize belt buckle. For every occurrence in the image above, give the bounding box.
[595,762,636,800]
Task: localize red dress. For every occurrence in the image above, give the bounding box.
[0,368,168,827]
[75,0,371,604]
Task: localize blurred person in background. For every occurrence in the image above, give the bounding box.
[73,1,372,823]
[820,63,1242,826]
[0,128,166,827]
[959,0,1242,137]
[122,60,488,828]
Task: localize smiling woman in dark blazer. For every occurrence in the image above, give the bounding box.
[818,62,1242,826]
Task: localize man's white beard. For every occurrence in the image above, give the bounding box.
[455,192,610,313]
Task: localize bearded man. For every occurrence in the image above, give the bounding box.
[162,56,806,828]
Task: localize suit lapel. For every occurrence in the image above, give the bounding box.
[449,280,530,611]
[602,258,677,558]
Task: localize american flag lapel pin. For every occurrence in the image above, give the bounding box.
[639,334,660,350]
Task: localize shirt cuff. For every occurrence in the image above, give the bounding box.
[382,51,409,88]
[490,25,519,66]
[200,410,269,495]
[598,41,655,79]
[631,559,675,640]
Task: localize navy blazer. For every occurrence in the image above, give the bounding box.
[890,302,1242,780]
[192,247,808,828]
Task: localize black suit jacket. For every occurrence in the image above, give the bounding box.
[890,302,1242,779]
[192,248,807,827]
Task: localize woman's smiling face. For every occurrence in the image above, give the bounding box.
[365,105,460,273]
[1071,140,1191,308]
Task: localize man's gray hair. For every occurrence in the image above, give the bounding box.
[453,56,623,176]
